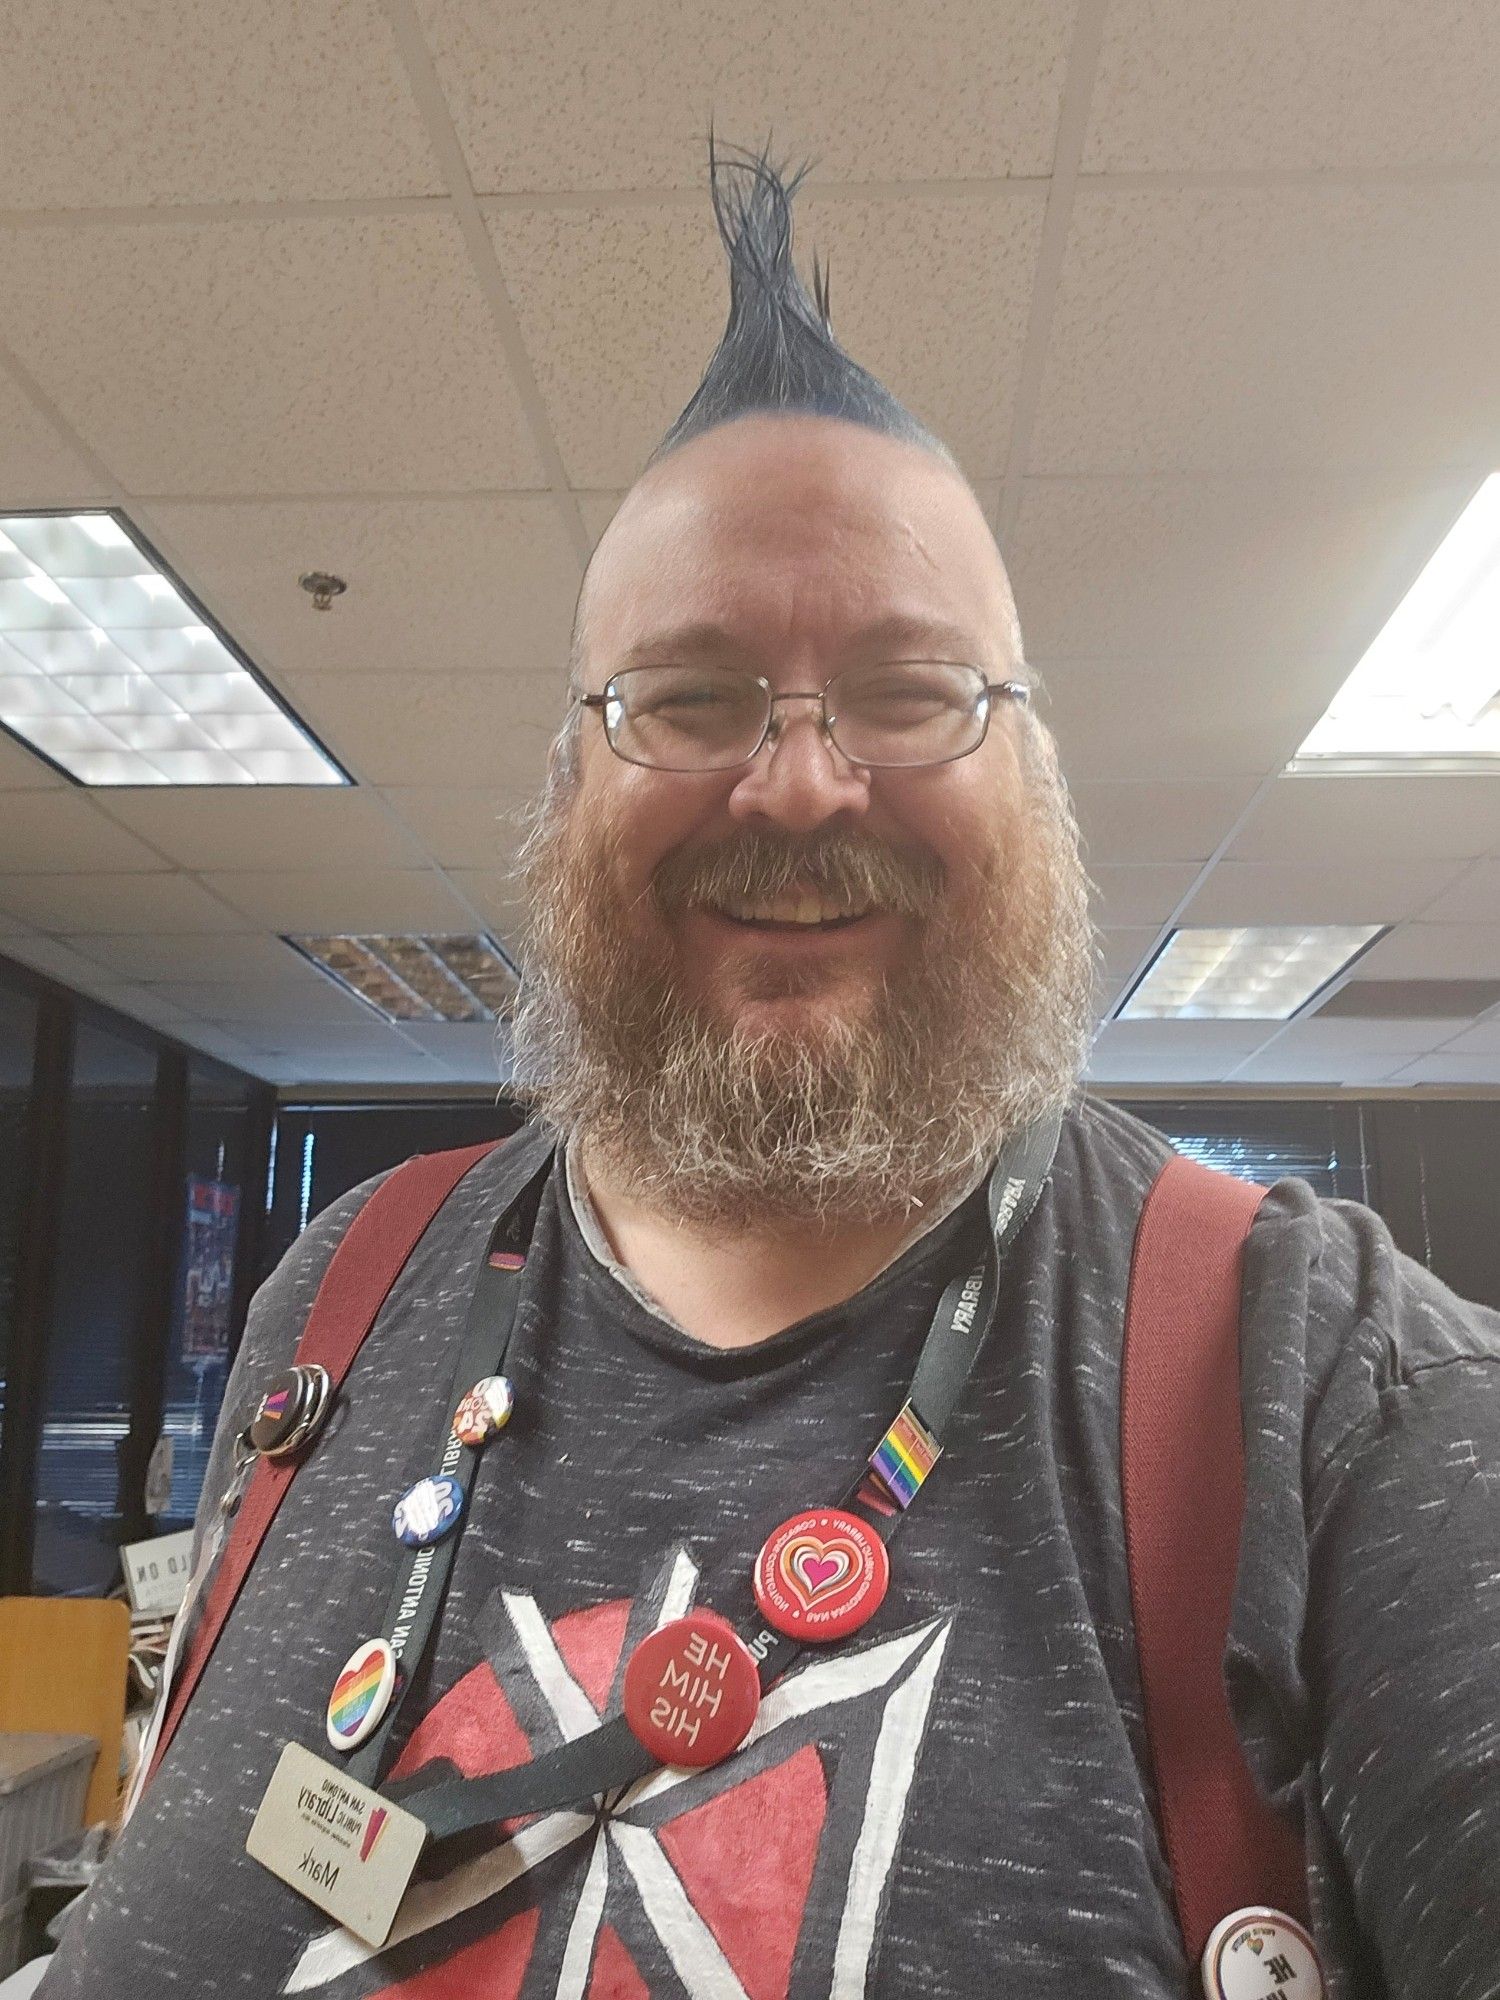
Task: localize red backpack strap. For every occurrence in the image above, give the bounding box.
[145,1139,503,1787]
[1121,1152,1308,1966]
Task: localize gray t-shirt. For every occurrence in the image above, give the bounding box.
[38,1098,1500,1998]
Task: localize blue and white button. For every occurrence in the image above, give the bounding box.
[391,1473,465,1548]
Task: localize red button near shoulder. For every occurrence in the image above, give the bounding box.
[623,1612,760,1770]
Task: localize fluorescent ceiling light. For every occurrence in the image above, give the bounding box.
[1294,473,1500,769]
[0,511,347,786]
[289,934,519,1024]
[1118,926,1383,1020]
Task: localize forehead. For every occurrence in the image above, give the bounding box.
[578,415,1015,677]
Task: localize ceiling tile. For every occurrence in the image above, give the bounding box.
[1009,474,1479,664]
[1084,1,1500,174]
[489,189,1045,486]
[0,0,441,207]
[1,932,135,991]
[168,1022,279,1078]
[1089,862,1201,928]
[1181,859,1459,927]
[100,787,425,873]
[0,790,170,873]
[1254,1016,1465,1057]
[65,931,317,984]
[420,0,1074,190]
[1230,777,1500,868]
[1038,659,1310,785]
[1414,861,1500,925]
[1097,926,1162,979]
[397,1020,510,1070]
[1087,1018,1273,1084]
[0,728,65,790]
[149,495,580,685]
[1436,1017,1500,1058]
[0,364,106,508]
[445,870,526,947]
[791,190,1046,480]
[1031,184,1500,474]
[575,493,624,548]
[200,867,478,933]
[1223,1037,1409,1085]
[283,674,557,788]
[1353,923,1500,981]
[1071,777,1256,866]
[382,789,521,870]
[155,978,378,1028]
[0,870,246,933]
[1386,1054,1500,1086]
[0,216,545,494]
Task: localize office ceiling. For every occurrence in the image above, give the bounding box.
[1,0,1499,1089]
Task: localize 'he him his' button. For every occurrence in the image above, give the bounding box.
[1200,1908,1324,2000]
[391,1473,465,1548]
[622,1612,760,1769]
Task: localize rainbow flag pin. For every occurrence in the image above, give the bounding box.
[868,1402,941,1510]
[326,1638,397,1753]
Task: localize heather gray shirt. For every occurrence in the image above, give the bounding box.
[39,1098,1500,1999]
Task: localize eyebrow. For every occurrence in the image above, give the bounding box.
[617,613,990,671]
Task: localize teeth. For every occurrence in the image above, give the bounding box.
[713,890,873,925]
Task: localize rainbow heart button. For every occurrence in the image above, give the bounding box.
[753,1507,889,1643]
[326,1637,397,1752]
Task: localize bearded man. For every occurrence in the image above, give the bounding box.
[34,144,1500,2000]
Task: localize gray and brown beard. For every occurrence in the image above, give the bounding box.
[508,722,1096,1230]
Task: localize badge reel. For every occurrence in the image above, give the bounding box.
[249,1364,334,1460]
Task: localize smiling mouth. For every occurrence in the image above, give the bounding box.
[703,891,878,933]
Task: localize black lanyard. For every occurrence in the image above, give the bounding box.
[343,1111,1060,1834]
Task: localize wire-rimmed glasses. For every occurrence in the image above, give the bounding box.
[576,661,1030,772]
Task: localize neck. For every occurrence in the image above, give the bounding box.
[576,1145,927,1350]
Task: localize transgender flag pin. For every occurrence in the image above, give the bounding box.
[325,1638,397,1752]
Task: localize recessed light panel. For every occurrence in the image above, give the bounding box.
[1294,473,1500,768]
[289,934,519,1023]
[0,511,346,785]
[1118,926,1383,1020]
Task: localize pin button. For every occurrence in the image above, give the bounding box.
[753,1507,889,1643]
[391,1474,465,1548]
[326,1638,397,1752]
[453,1375,514,1448]
[623,1612,760,1769]
[1200,1908,1324,2000]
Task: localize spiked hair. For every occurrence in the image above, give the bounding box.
[649,133,955,467]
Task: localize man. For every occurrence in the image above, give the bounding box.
[39,143,1500,1999]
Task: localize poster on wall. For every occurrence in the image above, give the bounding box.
[181,1176,240,1360]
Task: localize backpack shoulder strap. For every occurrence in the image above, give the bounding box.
[1121,1151,1308,1965]
[145,1138,504,1788]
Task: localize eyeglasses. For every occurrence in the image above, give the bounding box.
[575,661,1030,773]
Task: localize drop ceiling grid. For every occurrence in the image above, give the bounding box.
[0,0,1496,1085]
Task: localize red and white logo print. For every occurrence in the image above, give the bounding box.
[279,1546,951,2000]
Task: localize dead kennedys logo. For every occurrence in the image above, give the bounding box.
[281,1546,952,1999]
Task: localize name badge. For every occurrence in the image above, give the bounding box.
[246,1741,428,1948]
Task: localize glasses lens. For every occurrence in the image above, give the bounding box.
[607,666,768,770]
[828,661,988,767]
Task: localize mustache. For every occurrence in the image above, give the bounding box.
[651,830,945,917]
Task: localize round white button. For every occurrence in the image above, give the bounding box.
[1201,1908,1324,2000]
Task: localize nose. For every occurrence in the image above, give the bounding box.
[725,697,871,835]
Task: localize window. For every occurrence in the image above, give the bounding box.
[34,1018,159,1595]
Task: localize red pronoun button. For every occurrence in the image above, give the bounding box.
[623,1612,761,1770]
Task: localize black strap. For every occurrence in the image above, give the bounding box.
[405,1110,1061,1845]
[344,1161,552,1785]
